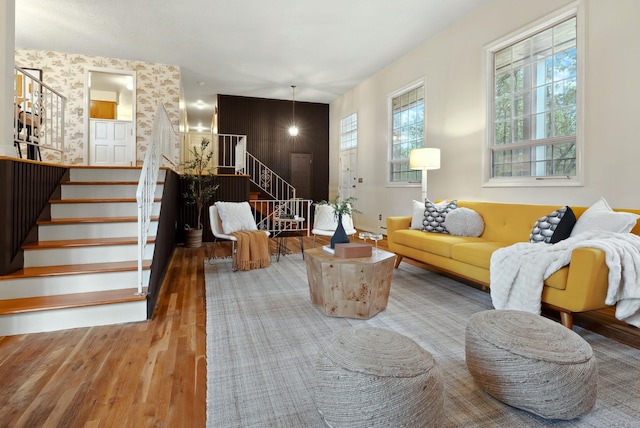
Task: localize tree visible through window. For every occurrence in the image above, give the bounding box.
[390,85,424,183]
[490,16,577,179]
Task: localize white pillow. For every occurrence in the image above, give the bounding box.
[410,200,424,230]
[570,197,639,237]
[215,201,258,234]
[314,204,339,230]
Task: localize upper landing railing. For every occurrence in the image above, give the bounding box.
[13,67,66,162]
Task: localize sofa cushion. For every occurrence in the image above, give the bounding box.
[529,206,576,244]
[423,199,457,233]
[451,242,506,270]
[393,229,472,258]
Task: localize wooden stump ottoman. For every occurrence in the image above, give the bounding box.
[314,327,443,427]
[465,310,597,420]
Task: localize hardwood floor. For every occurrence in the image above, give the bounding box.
[0,235,638,427]
[0,242,209,427]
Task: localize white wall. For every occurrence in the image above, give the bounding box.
[330,0,640,233]
[1,0,15,157]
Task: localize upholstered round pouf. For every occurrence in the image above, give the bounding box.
[314,327,443,427]
[465,310,597,420]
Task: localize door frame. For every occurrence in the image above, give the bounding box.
[84,67,137,165]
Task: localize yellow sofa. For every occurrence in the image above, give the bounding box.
[387,201,640,329]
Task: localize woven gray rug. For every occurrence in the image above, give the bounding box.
[205,256,640,427]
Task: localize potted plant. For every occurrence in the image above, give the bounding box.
[316,194,361,248]
[181,137,219,248]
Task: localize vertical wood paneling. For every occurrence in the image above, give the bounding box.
[147,169,178,316]
[175,174,249,243]
[0,159,67,275]
[217,95,329,203]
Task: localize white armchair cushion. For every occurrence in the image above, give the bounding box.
[313,204,356,235]
[314,205,339,230]
[215,201,258,234]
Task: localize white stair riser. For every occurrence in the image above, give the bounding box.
[69,168,166,182]
[0,301,147,336]
[38,221,158,241]
[61,184,164,199]
[51,202,161,219]
[0,270,150,299]
[24,243,155,267]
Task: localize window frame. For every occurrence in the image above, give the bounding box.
[387,78,425,187]
[483,1,584,188]
[340,112,358,151]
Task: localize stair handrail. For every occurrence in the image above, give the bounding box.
[13,67,67,162]
[136,103,175,294]
[246,152,296,201]
[214,135,296,201]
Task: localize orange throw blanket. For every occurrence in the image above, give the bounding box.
[231,231,271,271]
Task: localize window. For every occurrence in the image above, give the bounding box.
[340,113,357,151]
[487,9,580,184]
[389,83,424,183]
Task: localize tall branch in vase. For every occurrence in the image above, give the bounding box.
[181,137,219,231]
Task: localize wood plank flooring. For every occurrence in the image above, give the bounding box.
[0,235,637,427]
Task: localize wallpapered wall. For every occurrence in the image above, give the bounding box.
[15,49,184,165]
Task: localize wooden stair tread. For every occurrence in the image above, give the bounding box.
[0,288,147,315]
[0,260,152,280]
[38,216,160,225]
[49,198,161,204]
[22,237,156,250]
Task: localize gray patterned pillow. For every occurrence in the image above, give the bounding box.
[530,206,576,244]
[423,200,457,233]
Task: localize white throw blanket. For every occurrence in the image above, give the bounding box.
[490,230,640,327]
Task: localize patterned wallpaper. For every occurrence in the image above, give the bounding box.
[15,49,185,165]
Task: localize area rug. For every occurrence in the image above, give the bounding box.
[205,256,640,427]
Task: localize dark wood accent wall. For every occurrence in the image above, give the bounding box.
[217,94,329,203]
[175,174,249,243]
[147,169,179,317]
[0,159,67,275]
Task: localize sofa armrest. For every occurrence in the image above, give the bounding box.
[386,216,412,241]
[543,247,609,313]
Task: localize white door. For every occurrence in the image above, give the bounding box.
[339,149,357,200]
[90,119,133,166]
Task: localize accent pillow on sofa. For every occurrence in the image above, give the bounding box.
[410,200,425,230]
[423,199,457,233]
[570,197,640,237]
[529,206,576,244]
[444,207,484,237]
[215,201,258,234]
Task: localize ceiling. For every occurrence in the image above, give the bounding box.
[15,0,490,131]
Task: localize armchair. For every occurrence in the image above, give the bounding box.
[311,204,356,247]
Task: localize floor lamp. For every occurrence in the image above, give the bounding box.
[410,148,441,202]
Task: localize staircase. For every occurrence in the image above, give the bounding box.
[0,166,163,336]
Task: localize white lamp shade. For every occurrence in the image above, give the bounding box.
[410,148,441,170]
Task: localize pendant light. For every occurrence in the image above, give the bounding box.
[288,85,299,136]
